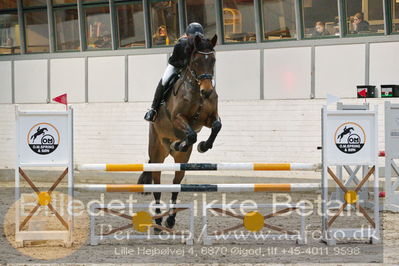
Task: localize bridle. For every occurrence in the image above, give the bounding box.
[176,49,215,120]
[187,50,215,86]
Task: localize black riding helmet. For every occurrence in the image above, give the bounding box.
[186,22,204,37]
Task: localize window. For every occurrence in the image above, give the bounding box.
[53,0,77,4]
[53,0,81,51]
[346,0,384,35]
[262,0,296,40]
[391,0,399,32]
[54,7,80,51]
[0,0,17,9]
[84,5,111,49]
[25,10,50,52]
[0,1,19,55]
[150,0,179,46]
[0,13,20,54]
[23,0,47,7]
[186,0,216,39]
[222,0,256,43]
[116,1,145,48]
[302,0,339,38]
[22,0,49,53]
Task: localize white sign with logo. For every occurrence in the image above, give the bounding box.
[16,108,72,165]
[323,108,378,166]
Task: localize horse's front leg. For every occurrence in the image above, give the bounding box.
[198,116,222,153]
[170,114,197,152]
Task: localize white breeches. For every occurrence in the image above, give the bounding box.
[161,64,176,86]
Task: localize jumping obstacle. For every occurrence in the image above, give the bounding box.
[15,102,389,247]
[77,162,321,172]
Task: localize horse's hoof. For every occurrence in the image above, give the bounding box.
[187,132,197,144]
[165,216,175,229]
[154,227,162,235]
[154,218,163,234]
[170,141,180,151]
[197,141,208,153]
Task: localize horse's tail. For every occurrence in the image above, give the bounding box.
[137,171,153,184]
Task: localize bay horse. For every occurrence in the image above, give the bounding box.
[138,34,221,232]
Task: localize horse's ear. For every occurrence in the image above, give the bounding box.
[194,34,202,49]
[211,34,217,47]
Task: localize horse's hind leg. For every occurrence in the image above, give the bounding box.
[147,125,169,234]
[152,163,168,234]
[165,147,193,229]
[153,188,163,234]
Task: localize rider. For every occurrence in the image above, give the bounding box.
[144,22,205,122]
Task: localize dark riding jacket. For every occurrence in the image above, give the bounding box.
[168,37,191,70]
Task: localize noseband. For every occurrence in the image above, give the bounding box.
[188,50,215,86]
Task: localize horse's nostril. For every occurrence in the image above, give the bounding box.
[201,90,211,98]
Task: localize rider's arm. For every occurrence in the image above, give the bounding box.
[168,38,190,69]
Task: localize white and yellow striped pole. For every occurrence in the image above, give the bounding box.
[77,163,321,172]
[76,183,321,193]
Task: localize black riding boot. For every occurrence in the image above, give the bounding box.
[144,80,166,122]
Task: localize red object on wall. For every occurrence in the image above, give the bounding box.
[358,89,367,98]
[52,93,68,110]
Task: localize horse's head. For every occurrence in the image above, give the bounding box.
[188,34,217,99]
